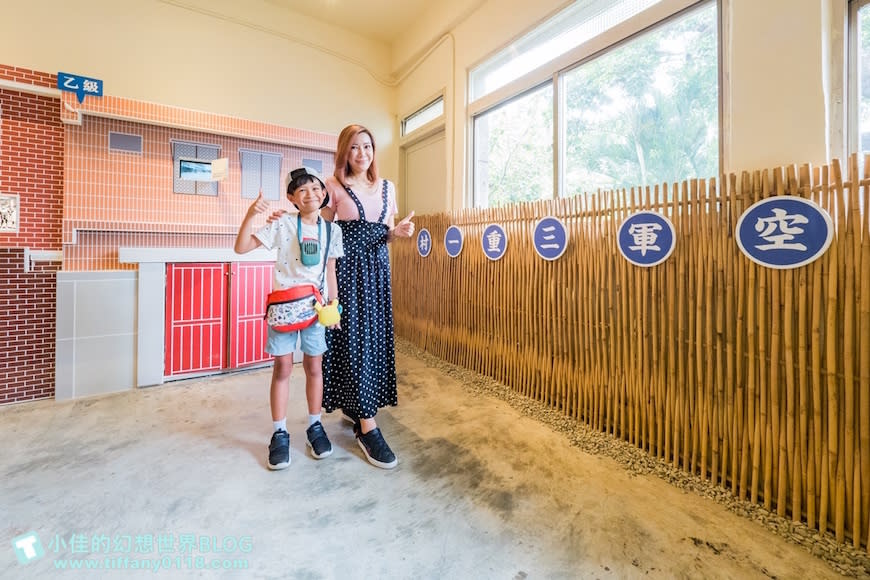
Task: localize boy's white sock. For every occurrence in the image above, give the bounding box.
[273,418,287,432]
[308,413,321,426]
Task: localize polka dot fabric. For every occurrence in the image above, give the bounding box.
[323,181,397,419]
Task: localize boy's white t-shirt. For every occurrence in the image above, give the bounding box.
[254,214,344,294]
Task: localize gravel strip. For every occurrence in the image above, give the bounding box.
[396,338,870,579]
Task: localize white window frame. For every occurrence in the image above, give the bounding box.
[401,95,445,138]
[467,0,710,207]
[171,140,221,196]
[847,0,870,159]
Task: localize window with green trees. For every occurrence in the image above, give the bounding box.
[471,0,718,207]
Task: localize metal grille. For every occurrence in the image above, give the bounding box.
[108,131,143,154]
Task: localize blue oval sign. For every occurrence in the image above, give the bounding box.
[533,216,568,261]
[735,196,833,269]
[444,225,464,258]
[416,228,432,258]
[481,223,508,261]
[617,211,676,267]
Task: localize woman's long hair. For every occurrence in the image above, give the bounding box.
[334,124,379,186]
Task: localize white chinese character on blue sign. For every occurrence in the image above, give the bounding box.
[617,211,676,267]
[533,216,568,260]
[416,228,432,257]
[57,72,103,103]
[627,222,662,256]
[481,224,508,261]
[753,207,809,251]
[444,225,464,258]
[736,196,832,269]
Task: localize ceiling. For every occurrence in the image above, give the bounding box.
[264,0,432,44]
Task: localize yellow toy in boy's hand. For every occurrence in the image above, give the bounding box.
[315,299,342,327]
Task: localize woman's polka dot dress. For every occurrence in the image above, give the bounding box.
[323,180,397,419]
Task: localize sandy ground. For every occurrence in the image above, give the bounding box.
[0,341,863,579]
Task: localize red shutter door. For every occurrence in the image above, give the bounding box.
[228,262,272,368]
[165,263,227,377]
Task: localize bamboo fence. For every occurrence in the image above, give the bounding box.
[391,155,870,550]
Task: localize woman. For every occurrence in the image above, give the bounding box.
[321,124,415,469]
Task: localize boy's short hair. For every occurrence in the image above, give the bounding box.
[286,166,329,209]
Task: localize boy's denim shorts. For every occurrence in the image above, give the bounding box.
[266,323,326,357]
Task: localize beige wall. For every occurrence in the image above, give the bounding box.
[0,0,394,138]
[2,0,844,212]
[724,0,830,171]
[395,0,838,212]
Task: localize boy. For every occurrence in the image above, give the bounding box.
[234,166,343,470]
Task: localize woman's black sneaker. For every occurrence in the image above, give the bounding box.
[305,421,333,459]
[341,408,358,426]
[357,427,397,469]
[268,429,290,470]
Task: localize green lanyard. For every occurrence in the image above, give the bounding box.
[295,213,332,294]
[297,214,322,267]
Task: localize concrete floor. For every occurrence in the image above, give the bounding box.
[0,344,851,579]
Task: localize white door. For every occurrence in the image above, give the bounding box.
[401,130,446,216]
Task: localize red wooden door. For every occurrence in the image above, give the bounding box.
[228,262,272,368]
[165,263,227,377]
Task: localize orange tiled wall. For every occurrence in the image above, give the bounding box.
[63,112,335,271]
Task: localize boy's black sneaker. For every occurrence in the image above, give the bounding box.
[268,429,290,470]
[357,427,397,469]
[305,421,333,459]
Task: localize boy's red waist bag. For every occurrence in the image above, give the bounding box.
[264,284,324,332]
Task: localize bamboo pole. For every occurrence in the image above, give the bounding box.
[733,172,747,497]
[666,181,679,463]
[795,164,812,523]
[770,168,784,515]
[714,176,726,486]
[845,155,859,546]
[606,190,618,435]
[829,161,845,543]
[741,171,756,501]
[655,183,666,459]
[749,171,767,503]
[598,192,608,433]
[861,155,870,554]
[623,187,644,447]
[687,179,699,473]
[817,165,831,537]
[700,178,714,481]
[675,180,689,469]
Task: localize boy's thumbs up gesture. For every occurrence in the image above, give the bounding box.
[392,210,415,238]
[245,191,270,219]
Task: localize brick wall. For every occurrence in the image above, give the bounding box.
[0,249,60,403]
[0,88,64,249]
[0,67,64,403]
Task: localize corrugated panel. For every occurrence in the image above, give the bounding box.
[240,150,261,200]
[261,152,282,201]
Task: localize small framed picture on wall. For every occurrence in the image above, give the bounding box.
[0,194,19,233]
